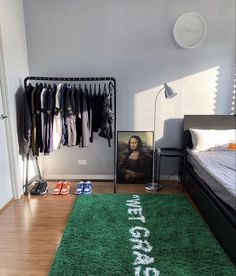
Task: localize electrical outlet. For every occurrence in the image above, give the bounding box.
[78,159,87,165]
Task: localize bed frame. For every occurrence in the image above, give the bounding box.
[183,115,236,264]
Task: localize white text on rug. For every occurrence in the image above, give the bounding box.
[126,195,160,276]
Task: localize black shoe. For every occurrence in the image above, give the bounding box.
[37,180,48,195]
[30,181,41,195]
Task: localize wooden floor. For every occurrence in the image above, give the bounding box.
[0,181,184,276]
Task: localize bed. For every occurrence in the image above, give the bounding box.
[183,115,236,264]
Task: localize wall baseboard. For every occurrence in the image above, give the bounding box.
[43,174,178,181]
[0,198,14,214]
[44,174,114,180]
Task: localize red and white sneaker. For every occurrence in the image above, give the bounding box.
[53,181,63,195]
[60,181,71,195]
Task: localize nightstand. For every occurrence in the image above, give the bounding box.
[156,147,186,191]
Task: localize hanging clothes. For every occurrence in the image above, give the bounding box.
[22,80,114,156]
[98,83,114,147]
[40,87,47,152]
[86,84,93,143]
[60,84,68,146]
[31,85,38,156]
[75,85,82,146]
[35,84,44,153]
[88,84,94,143]
[52,84,62,150]
[81,85,90,147]
[92,84,103,133]
[65,86,77,147]
[43,85,54,154]
[22,84,33,154]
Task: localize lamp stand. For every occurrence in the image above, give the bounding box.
[145,83,177,192]
[145,87,165,191]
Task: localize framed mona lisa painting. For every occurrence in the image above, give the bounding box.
[117,131,154,184]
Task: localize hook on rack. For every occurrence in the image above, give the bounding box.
[109,81,114,90]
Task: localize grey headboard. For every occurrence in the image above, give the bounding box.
[183,115,236,149]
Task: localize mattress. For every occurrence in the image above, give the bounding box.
[187,150,236,211]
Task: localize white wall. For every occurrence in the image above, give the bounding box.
[0,0,29,198]
[23,0,235,178]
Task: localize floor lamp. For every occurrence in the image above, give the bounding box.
[145,83,177,191]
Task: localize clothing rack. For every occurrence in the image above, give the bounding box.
[24,76,117,193]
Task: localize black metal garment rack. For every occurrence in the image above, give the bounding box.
[24,76,117,193]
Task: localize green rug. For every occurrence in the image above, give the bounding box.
[49,194,235,276]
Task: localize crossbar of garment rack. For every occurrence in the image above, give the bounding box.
[24,76,117,193]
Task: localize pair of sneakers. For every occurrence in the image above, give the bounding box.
[76,181,92,195]
[30,180,48,195]
[53,181,71,195]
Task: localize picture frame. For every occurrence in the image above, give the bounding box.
[117,131,154,184]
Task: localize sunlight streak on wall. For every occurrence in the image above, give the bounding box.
[134,66,220,146]
[182,66,219,114]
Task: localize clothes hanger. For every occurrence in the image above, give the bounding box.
[103,83,107,94]
[108,81,114,91]
[84,84,88,94]
[89,84,92,95]
[93,83,97,95]
[98,83,101,95]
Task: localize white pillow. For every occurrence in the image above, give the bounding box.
[189,129,236,152]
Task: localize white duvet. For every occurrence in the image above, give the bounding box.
[190,150,236,197]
